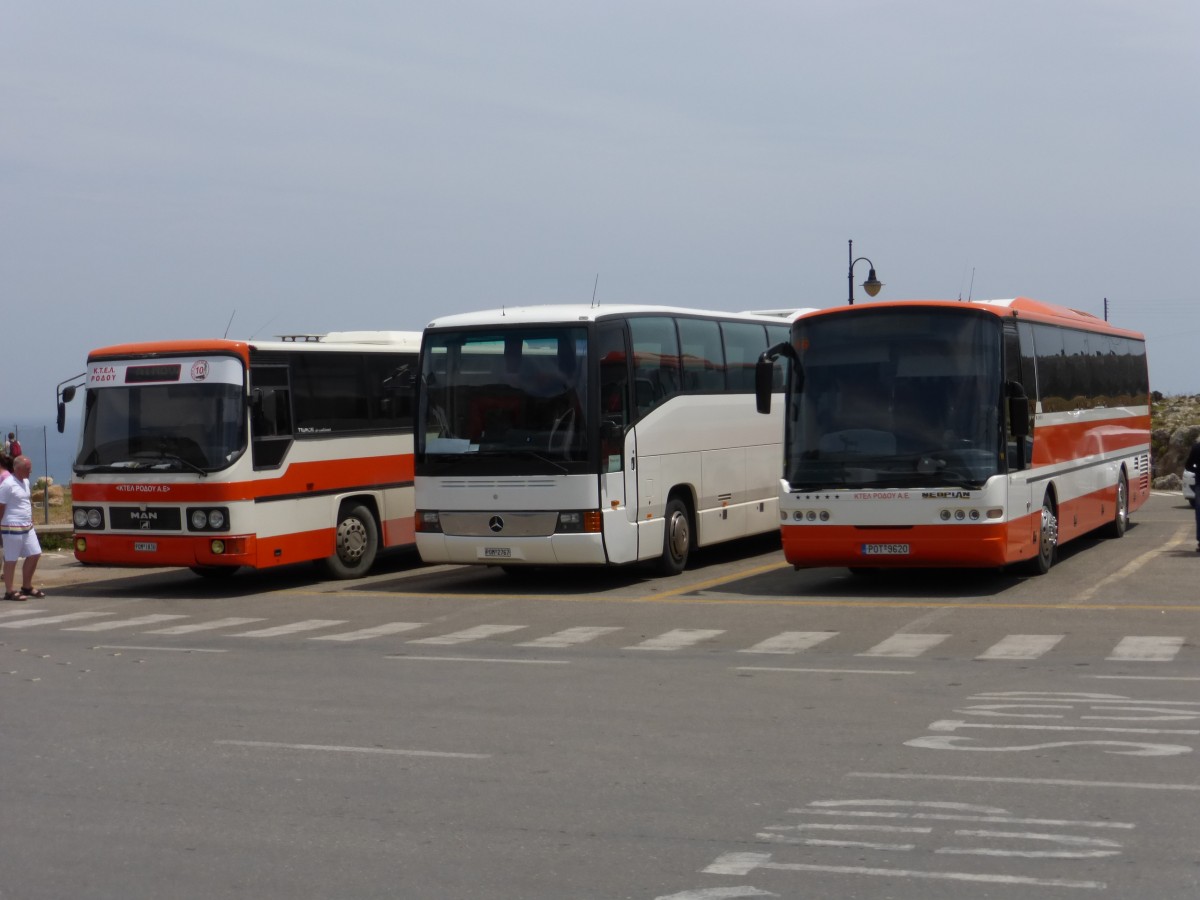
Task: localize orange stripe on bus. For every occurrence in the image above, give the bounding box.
[70,454,415,504]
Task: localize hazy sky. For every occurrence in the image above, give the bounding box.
[4,1,1197,443]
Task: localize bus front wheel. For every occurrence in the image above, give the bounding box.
[1025,495,1058,576]
[657,496,692,576]
[190,565,240,579]
[320,503,379,579]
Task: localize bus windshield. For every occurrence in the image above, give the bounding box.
[420,326,588,467]
[75,382,247,474]
[787,308,1003,490]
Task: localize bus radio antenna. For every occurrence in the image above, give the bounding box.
[248,313,280,340]
[591,273,600,308]
[223,310,236,338]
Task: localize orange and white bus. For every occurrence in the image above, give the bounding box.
[754,297,1150,574]
[58,331,420,578]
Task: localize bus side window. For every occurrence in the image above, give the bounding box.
[250,365,292,469]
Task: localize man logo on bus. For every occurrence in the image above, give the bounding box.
[190,360,210,382]
[489,516,505,533]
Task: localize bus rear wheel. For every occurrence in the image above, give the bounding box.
[319,503,379,579]
[657,496,692,576]
[1102,471,1129,539]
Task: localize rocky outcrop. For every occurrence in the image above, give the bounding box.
[1151,393,1200,489]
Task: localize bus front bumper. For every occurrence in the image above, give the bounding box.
[416,533,608,566]
[73,533,258,569]
[781,522,1020,569]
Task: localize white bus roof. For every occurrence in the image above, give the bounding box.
[425,304,805,330]
[261,330,423,352]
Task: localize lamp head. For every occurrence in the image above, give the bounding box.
[862,268,883,298]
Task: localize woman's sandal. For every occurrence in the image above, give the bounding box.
[20,587,45,598]
[4,591,28,601]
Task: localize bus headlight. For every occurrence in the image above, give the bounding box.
[187,507,229,532]
[73,507,104,530]
[416,510,442,533]
[556,511,602,533]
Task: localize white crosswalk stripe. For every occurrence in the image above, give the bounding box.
[4,606,1195,665]
[311,622,426,642]
[977,634,1065,660]
[517,626,622,648]
[1107,636,1186,662]
[859,633,950,658]
[625,628,725,651]
[64,614,190,632]
[233,619,348,637]
[0,611,111,629]
[741,631,839,655]
[409,625,526,645]
[145,617,267,635]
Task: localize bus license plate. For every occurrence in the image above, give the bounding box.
[134,542,158,552]
[483,547,512,559]
[862,543,909,556]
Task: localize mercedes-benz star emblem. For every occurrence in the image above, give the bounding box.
[488,516,504,533]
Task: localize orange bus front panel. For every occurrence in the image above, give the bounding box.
[75,533,259,569]
[781,521,1018,569]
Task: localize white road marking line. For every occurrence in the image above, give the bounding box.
[654,887,778,899]
[0,607,46,619]
[701,852,1104,889]
[1088,675,1200,681]
[625,628,725,651]
[0,612,111,629]
[63,614,189,632]
[927,719,1200,736]
[977,634,1064,660]
[850,772,1200,792]
[233,619,348,637]
[756,833,915,850]
[797,809,1134,829]
[735,666,913,676]
[859,633,950,658]
[386,655,569,665]
[408,625,526,645]
[145,617,266,634]
[517,626,622,648]
[214,740,489,759]
[94,645,228,653]
[310,622,425,642]
[1107,636,1185,662]
[739,631,838,654]
[762,823,932,834]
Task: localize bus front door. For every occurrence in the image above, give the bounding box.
[601,427,639,564]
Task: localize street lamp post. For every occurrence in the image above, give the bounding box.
[847,239,883,305]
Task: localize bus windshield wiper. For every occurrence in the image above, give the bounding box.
[126,451,209,477]
[511,448,569,473]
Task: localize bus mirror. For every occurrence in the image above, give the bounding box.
[1009,396,1030,437]
[250,388,263,415]
[755,358,773,414]
[755,342,798,415]
[55,375,84,433]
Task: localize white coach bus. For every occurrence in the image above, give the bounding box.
[414,305,799,574]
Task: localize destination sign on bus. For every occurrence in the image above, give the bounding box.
[125,364,182,384]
